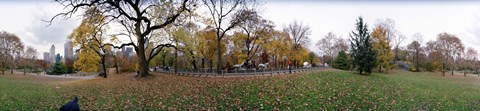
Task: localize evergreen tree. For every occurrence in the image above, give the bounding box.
[48,54,68,75]
[349,17,376,75]
[333,50,350,70]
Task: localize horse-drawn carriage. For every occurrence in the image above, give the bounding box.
[232,61,269,70]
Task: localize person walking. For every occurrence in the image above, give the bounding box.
[288,60,292,74]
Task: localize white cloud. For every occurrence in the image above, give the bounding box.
[0,1,81,59]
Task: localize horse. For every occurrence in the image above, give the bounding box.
[233,62,244,68]
[233,61,248,70]
[303,62,312,68]
[258,63,269,69]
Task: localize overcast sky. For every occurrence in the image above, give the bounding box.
[0,0,479,59]
[263,1,480,55]
[0,1,80,59]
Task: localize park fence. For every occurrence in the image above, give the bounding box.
[157,67,326,77]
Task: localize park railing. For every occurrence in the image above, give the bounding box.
[156,66,326,77]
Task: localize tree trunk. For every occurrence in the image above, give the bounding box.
[191,59,197,70]
[209,59,213,71]
[135,22,150,77]
[378,66,382,73]
[115,64,119,74]
[114,56,119,74]
[294,59,297,68]
[162,53,167,67]
[174,47,178,74]
[451,70,454,76]
[310,59,313,67]
[217,38,222,74]
[23,68,26,75]
[273,56,277,69]
[201,58,205,70]
[245,59,250,69]
[137,52,149,77]
[394,48,399,63]
[101,55,107,78]
[442,62,446,76]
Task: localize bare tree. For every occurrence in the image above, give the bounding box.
[407,33,423,70]
[20,46,38,75]
[315,32,348,62]
[236,9,273,68]
[412,33,423,44]
[284,21,311,66]
[334,37,350,53]
[201,0,255,73]
[50,0,195,77]
[463,47,477,76]
[407,40,422,71]
[436,32,464,76]
[375,18,396,41]
[316,32,335,58]
[375,18,407,61]
[0,31,24,74]
[393,33,406,61]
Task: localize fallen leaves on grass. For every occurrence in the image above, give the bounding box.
[3,70,480,110]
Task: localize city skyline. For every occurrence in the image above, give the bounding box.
[39,41,136,61]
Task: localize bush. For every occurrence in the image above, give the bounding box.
[120,67,136,73]
[120,63,137,73]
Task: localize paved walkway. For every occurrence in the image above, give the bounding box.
[12,70,99,79]
[449,71,480,78]
[36,73,98,79]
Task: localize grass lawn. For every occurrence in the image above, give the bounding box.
[1,69,480,110]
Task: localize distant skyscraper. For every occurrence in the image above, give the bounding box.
[43,52,50,62]
[50,45,55,63]
[121,47,126,56]
[64,41,73,60]
[122,46,134,57]
[126,47,133,56]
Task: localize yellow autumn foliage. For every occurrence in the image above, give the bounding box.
[74,48,100,72]
[68,7,106,72]
[371,25,395,73]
